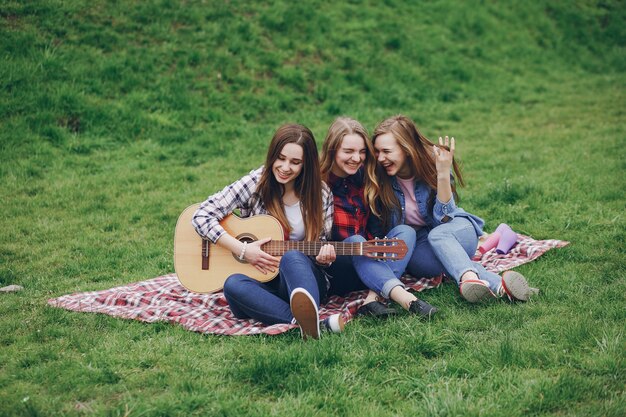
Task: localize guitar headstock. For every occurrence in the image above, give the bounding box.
[362,238,408,260]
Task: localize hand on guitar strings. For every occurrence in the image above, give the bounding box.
[245,237,280,275]
[315,243,337,267]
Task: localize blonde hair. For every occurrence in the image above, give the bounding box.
[372,115,464,229]
[320,117,382,217]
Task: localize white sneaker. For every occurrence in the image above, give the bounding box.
[290,288,320,340]
[321,314,345,334]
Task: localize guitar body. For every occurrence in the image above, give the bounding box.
[174,204,284,293]
[174,204,408,294]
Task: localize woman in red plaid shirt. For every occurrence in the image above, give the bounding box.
[320,117,438,318]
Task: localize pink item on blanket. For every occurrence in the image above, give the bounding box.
[478,231,501,254]
[495,223,518,255]
[48,234,569,336]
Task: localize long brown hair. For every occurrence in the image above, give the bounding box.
[255,124,323,240]
[319,117,382,217]
[372,115,464,228]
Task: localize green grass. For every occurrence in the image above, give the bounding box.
[1,0,625,416]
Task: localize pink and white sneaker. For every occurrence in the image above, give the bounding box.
[498,271,539,302]
[460,279,497,303]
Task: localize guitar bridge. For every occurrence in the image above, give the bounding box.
[202,239,210,270]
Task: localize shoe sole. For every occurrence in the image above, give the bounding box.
[416,307,439,320]
[426,306,439,319]
[290,290,320,340]
[501,271,532,301]
[337,314,345,331]
[460,280,496,303]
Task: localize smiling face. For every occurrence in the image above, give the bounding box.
[271,142,304,187]
[331,134,367,177]
[374,132,412,178]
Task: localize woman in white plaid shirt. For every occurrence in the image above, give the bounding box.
[192,124,344,340]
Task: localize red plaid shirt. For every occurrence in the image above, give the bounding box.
[327,169,373,241]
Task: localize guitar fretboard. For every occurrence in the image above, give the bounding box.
[261,241,363,256]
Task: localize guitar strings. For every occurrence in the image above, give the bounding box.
[258,240,403,257]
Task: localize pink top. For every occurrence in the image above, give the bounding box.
[397,176,426,227]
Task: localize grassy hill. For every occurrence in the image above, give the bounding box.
[1,1,624,416]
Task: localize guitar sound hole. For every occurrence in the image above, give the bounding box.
[233,234,258,264]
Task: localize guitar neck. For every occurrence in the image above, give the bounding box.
[262,241,363,256]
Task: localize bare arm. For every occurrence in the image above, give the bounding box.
[434,136,455,203]
[216,234,279,275]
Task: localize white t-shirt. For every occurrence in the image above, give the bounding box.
[284,201,305,241]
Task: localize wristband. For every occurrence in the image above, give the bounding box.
[238,242,248,261]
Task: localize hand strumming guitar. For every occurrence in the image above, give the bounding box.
[243,237,280,275]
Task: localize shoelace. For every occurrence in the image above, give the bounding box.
[496,284,512,300]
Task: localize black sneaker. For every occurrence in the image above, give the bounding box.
[356,301,398,318]
[408,299,438,319]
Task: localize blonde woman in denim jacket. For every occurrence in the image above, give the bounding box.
[371,115,537,303]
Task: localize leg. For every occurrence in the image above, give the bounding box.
[223,251,328,325]
[223,274,292,325]
[276,251,328,304]
[351,225,417,299]
[327,232,412,317]
[407,227,447,279]
[327,255,367,297]
[382,225,418,279]
[327,256,398,318]
[427,217,501,293]
[279,251,343,339]
[351,228,437,318]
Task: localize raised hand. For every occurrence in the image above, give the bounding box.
[245,237,280,274]
[434,136,455,177]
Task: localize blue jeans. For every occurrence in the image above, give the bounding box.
[328,225,416,299]
[327,254,368,296]
[407,217,501,292]
[223,251,327,325]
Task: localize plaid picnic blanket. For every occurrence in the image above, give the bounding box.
[47,235,568,336]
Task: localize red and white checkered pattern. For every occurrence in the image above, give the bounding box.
[47,235,568,336]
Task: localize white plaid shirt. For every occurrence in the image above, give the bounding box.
[192,166,334,243]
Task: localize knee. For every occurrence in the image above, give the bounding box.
[280,250,307,267]
[389,225,416,246]
[223,274,247,297]
[428,227,444,245]
[427,226,445,246]
[345,234,366,243]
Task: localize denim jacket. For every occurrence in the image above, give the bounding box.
[388,176,485,236]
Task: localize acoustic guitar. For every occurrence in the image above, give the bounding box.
[173,204,409,293]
